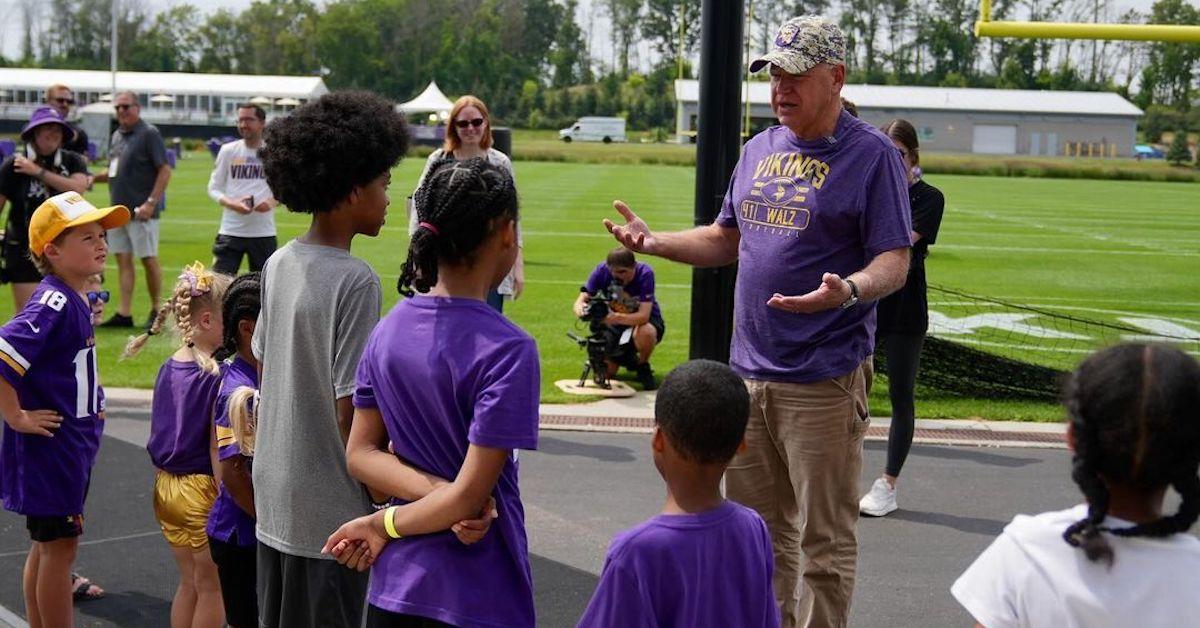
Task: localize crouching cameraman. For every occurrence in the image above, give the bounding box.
[572,247,664,390]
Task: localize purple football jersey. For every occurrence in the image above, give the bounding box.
[353,295,540,627]
[206,356,257,546]
[0,275,103,516]
[578,501,780,628]
[147,359,221,476]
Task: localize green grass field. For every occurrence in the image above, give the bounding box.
[5,152,1197,421]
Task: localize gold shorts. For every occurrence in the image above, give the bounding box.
[153,471,217,550]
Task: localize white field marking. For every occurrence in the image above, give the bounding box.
[928,312,1092,340]
[1117,318,1200,342]
[927,335,1200,357]
[939,229,1200,244]
[966,295,1200,307]
[0,602,28,628]
[951,206,1184,254]
[927,302,1200,327]
[0,530,164,560]
[935,243,1198,257]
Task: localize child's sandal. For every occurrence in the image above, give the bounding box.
[71,573,105,601]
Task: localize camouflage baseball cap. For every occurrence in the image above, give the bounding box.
[749,16,846,75]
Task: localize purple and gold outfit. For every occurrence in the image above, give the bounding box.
[148,358,221,549]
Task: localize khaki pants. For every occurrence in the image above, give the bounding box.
[726,360,873,628]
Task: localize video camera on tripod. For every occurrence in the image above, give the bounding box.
[567,282,624,389]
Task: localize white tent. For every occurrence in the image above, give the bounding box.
[396,81,454,116]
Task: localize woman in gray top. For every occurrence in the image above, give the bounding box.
[408,95,524,312]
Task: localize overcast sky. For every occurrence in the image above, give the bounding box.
[0,0,1169,77]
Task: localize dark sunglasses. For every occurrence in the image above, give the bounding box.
[52,97,75,105]
[454,118,485,129]
[87,290,110,305]
[114,103,136,111]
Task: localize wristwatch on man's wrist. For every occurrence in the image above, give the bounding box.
[839,278,860,309]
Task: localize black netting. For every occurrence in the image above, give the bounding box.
[874,285,1200,402]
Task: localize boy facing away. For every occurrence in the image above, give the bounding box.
[578,359,781,628]
[251,91,408,628]
[0,191,129,628]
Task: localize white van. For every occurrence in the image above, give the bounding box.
[559,117,627,143]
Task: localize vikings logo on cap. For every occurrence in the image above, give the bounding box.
[750,15,846,76]
[777,22,801,46]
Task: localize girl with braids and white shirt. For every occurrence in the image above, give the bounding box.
[952,343,1200,628]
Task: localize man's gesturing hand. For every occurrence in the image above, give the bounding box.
[767,273,852,314]
[603,201,656,254]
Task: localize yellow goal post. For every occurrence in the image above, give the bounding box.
[974,0,1200,43]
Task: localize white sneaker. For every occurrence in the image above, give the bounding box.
[859,477,898,517]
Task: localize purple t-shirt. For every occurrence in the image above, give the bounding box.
[715,111,912,383]
[147,359,221,476]
[0,275,103,516]
[583,261,662,320]
[578,500,779,628]
[206,356,257,546]
[353,295,540,627]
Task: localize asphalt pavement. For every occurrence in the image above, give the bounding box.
[0,404,1086,628]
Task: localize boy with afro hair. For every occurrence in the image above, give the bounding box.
[251,91,408,628]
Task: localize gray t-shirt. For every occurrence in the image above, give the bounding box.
[251,239,382,558]
[108,119,168,217]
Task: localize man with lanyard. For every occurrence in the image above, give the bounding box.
[603,16,912,627]
[93,91,170,331]
[207,103,279,274]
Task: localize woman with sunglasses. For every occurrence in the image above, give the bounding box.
[0,106,92,310]
[409,95,524,312]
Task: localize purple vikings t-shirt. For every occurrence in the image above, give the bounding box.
[147,359,221,475]
[0,275,103,516]
[578,500,779,628]
[353,296,540,627]
[583,261,662,320]
[206,356,257,546]
[716,111,912,383]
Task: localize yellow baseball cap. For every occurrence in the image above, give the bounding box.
[28,192,131,256]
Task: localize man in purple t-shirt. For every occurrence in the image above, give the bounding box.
[573,247,664,390]
[604,16,911,628]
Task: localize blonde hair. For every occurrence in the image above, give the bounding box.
[28,251,52,276]
[45,84,71,102]
[226,386,259,456]
[443,95,493,154]
[123,261,231,374]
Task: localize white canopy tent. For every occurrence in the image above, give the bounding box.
[396,81,454,117]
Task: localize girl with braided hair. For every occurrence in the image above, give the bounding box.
[124,261,232,628]
[952,343,1200,627]
[323,157,540,628]
[205,272,261,628]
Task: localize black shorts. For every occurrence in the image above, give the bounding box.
[210,536,257,628]
[367,605,453,628]
[649,312,666,343]
[26,514,84,542]
[1,238,42,284]
[212,234,278,275]
[257,541,368,628]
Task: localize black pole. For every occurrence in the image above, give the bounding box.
[689,0,744,362]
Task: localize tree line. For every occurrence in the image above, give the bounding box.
[3,0,1197,134]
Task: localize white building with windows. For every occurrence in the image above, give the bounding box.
[0,67,328,140]
[674,80,1143,157]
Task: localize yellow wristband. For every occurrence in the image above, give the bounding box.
[383,506,403,539]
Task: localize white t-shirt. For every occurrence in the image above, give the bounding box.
[207,139,276,238]
[952,504,1200,628]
